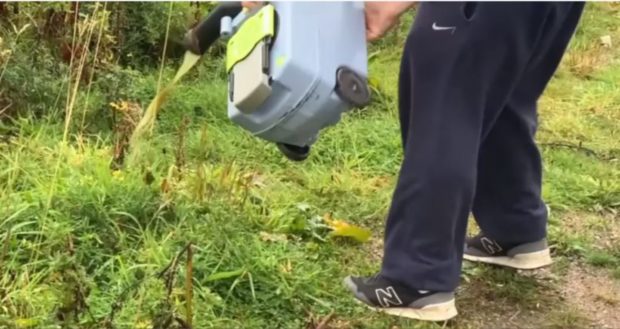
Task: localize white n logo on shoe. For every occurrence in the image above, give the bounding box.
[375,286,403,307]
[481,237,503,255]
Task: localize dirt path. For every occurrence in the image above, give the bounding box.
[358,212,620,329]
[454,261,620,329]
[561,264,620,329]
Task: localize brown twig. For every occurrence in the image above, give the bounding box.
[185,243,193,328]
[539,141,618,161]
[175,115,189,173]
[305,310,335,329]
[316,311,335,329]
[0,229,10,271]
[175,316,192,329]
[508,307,522,322]
[104,243,194,328]
[0,102,12,117]
[153,242,193,329]
[158,243,191,301]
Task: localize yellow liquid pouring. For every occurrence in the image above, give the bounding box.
[127,51,201,165]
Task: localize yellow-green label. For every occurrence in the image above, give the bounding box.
[226,5,275,72]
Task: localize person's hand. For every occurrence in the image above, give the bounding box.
[364,2,416,41]
[241,1,261,9]
[239,1,415,42]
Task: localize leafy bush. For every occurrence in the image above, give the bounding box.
[0,2,218,125]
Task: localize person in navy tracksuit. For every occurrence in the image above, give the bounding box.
[241,0,585,321]
[342,1,585,321]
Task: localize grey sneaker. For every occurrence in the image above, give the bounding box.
[464,233,552,269]
[343,275,457,321]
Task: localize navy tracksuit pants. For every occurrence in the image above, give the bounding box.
[380,2,584,292]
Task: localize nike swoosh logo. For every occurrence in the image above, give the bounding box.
[432,22,456,34]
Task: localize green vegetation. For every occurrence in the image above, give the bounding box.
[0,2,618,329]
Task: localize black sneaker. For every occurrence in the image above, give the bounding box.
[463,233,552,269]
[343,275,457,321]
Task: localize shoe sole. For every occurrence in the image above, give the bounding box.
[362,299,458,322]
[463,249,553,270]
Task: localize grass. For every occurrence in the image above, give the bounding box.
[0,2,619,329]
[585,249,619,268]
[541,308,592,329]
